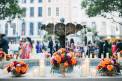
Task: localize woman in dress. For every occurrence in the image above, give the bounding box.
[20,37,33,59]
[112,42,117,55]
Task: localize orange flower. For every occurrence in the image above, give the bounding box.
[96,65,101,70]
[61,54,65,58]
[107,65,113,71]
[64,62,69,68]
[59,48,66,53]
[21,66,28,73]
[61,48,66,53]
[100,59,111,67]
[71,57,77,65]
[15,66,21,73]
[104,58,111,64]
[53,52,58,56]
[54,55,61,63]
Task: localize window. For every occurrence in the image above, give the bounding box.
[91,22,96,28]
[102,22,106,27]
[119,23,122,35]
[38,22,42,35]
[11,23,16,35]
[22,0,26,3]
[30,22,34,35]
[30,0,34,3]
[48,0,51,2]
[39,0,42,3]
[5,23,8,35]
[48,7,51,16]
[30,7,34,17]
[24,0,26,3]
[23,8,26,17]
[56,7,59,16]
[101,22,107,35]
[21,22,26,35]
[38,7,42,16]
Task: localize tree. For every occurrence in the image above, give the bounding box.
[81,0,122,25]
[44,23,84,48]
[0,0,24,20]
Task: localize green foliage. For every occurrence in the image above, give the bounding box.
[0,0,24,20]
[81,0,122,17]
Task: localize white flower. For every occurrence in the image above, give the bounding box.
[16,64,21,67]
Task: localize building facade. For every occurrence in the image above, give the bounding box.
[0,0,122,42]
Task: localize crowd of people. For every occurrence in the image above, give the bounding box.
[1,34,122,60]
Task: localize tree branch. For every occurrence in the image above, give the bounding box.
[105,16,122,26]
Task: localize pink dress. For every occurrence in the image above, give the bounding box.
[20,43,32,59]
[112,45,117,54]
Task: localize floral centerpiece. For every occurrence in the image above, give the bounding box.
[50,48,77,76]
[96,58,120,76]
[6,54,13,61]
[0,49,5,61]
[6,61,29,77]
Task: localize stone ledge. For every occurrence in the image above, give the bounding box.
[0,77,122,81]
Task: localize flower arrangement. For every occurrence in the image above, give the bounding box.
[6,61,29,77]
[51,48,77,75]
[96,58,120,76]
[6,54,13,61]
[0,49,5,61]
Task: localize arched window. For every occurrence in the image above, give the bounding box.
[11,23,16,35]
[5,23,8,35]
[21,22,26,35]
[30,22,34,35]
[38,22,42,35]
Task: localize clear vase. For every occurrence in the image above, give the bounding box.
[60,63,66,77]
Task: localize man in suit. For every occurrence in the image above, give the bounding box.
[0,34,9,54]
[97,40,104,58]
